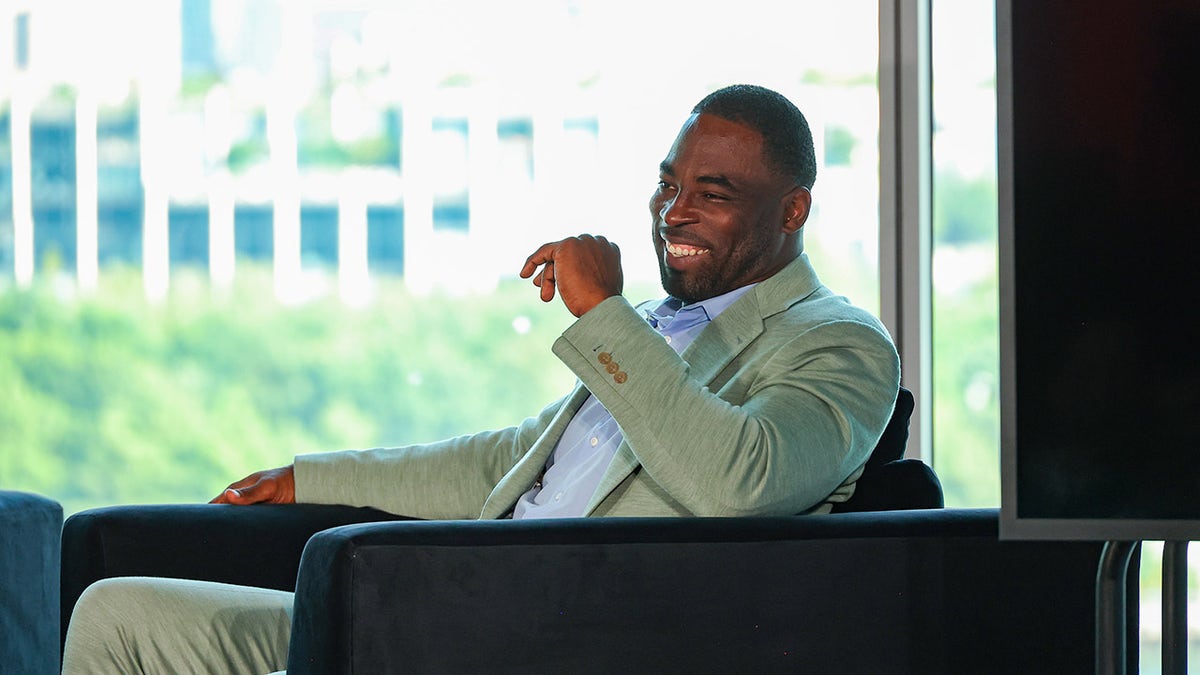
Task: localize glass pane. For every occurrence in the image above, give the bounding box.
[1,1,879,515]
[975,3,1200,668]
[931,0,999,508]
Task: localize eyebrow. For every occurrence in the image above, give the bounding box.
[659,161,740,191]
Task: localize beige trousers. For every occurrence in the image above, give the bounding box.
[62,577,293,675]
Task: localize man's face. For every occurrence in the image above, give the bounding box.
[650,113,805,303]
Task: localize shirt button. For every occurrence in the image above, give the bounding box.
[664,335,672,344]
[590,437,599,447]
[554,492,563,501]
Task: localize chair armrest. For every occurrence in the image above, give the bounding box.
[832,458,945,513]
[60,503,407,647]
[287,508,1102,674]
[1,491,63,675]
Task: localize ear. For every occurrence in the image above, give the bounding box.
[782,186,812,234]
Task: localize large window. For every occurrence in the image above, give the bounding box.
[7,2,1196,662]
[930,3,1200,668]
[930,0,999,508]
[1,1,881,514]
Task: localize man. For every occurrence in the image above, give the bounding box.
[63,84,900,674]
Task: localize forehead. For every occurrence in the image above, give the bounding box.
[662,113,771,176]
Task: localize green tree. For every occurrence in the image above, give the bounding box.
[0,266,580,515]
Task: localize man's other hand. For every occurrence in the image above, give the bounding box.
[210,465,296,505]
[520,235,623,317]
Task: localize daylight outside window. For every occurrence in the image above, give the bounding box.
[930,0,999,509]
[0,1,880,515]
[930,3,1200,667]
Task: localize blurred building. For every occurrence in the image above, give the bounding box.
[0,1,877,304]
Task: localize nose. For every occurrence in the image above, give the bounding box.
[659,192,694,227]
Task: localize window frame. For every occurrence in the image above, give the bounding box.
[878,0,933,462]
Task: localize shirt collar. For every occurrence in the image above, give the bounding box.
[644,284,757,331]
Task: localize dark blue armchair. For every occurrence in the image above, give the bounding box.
[59,385,1109,673]
[1,490,63,675]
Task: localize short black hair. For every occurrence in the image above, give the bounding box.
[691,84,817,190]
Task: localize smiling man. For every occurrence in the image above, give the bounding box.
[63,85,901,675]
[652,109,811,304]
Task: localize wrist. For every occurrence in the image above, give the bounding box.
[578,291,621,317]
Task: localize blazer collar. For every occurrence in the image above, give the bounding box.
[681,253,824,385]
[752,252,825,317]
[580,254,824,516]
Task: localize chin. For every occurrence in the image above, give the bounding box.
[658,267,707,304]
[658,266,684,298]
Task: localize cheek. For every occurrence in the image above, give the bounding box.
[648,194,665,218]
[707,218,741,248]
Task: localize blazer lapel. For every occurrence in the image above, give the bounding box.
[580,254,825,516]
[582,444,641,515]
[579,304,763,516]
[683,253,823,383]
[682,294,766,385]
[479,383,592,519]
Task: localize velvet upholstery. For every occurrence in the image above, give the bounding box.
[834,387,943,512]
[59,502,405,647]
[62,505,1103,674]
[1,490,63,675]
[287,509,1100,674]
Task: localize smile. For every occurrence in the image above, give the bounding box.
[665,242,710,257]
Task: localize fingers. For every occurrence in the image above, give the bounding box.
[209,466,296,505]
[522,243,558,303]
[538,262,556,302]
[210,474,253,504]
[209,474,271,504]
[521,235,623,315]
[210,488,242,505]
[520,243,555,279]
[210,488,239,504]
[220,485,265,505]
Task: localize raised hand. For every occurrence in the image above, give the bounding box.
[520,235,623,317]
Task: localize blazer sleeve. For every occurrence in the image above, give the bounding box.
[553,295,900,517]
[292,395,567,519]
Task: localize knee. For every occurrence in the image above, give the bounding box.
[69,577,152,627]
[63,577,154,674]
[69,577,128,627]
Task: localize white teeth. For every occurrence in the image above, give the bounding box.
[666,242,710,257]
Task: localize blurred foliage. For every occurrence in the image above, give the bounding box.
[0,266,578,515]
[931,272,999,506]
[934,169,998,245]
[180,73,222,99]
[931,165,1001,507]
[296,95,400,168]
[226,108,270,173]
[823,126,858,167]
[2,183,1007,516]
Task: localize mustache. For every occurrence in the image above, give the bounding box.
[657,228,712,249]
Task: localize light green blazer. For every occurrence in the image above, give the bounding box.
[294,254,901,519]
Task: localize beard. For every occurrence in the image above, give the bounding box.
[659,263,720,304]
[656,224,778,304]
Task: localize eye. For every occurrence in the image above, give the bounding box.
[704,192,729,201]
[657,180,676,191]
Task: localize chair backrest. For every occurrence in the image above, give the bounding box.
[0,490,63,675]
[830,387,944,513]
